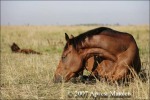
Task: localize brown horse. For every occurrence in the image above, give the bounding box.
[53,27,141,83]
[10,43,41,55]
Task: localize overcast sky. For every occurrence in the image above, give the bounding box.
[1,1,149,25]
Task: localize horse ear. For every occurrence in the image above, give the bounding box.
[70,34,74,39]
[65,33,69,41]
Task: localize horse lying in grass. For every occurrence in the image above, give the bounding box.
[53,27,141,83]
[10,42,41,55]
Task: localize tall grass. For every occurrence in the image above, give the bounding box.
[1,25,149,99]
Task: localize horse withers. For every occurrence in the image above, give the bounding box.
[53,27,141,83]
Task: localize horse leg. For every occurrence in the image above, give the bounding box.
[111,64,128,81]
[111,50,135,81]
[95,59,115,81]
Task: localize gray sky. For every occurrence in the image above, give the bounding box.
[1,1,149,25]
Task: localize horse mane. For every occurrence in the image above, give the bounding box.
[71,27,111,50]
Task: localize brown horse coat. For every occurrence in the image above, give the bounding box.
[85,56,115,80]
[54,27,141,82]
[10,43,41,55]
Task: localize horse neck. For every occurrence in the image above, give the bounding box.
[75,37,90,50]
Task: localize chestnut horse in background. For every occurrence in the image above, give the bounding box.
[53,27,141,83]
[10,43,41,55]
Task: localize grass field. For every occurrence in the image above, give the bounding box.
[1,25,149,99]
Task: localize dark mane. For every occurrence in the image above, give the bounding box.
[71,27,111,50]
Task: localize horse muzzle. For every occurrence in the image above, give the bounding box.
[53,75,63,83]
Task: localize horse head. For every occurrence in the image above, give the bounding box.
[53,33,83,83]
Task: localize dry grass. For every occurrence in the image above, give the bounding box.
[1,25,149,99]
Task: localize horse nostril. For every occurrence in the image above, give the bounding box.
[53,76,63,83]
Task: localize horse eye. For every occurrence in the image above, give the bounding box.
[62,56,66,59]
[62,54,67,60]
[62,51,71,61]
